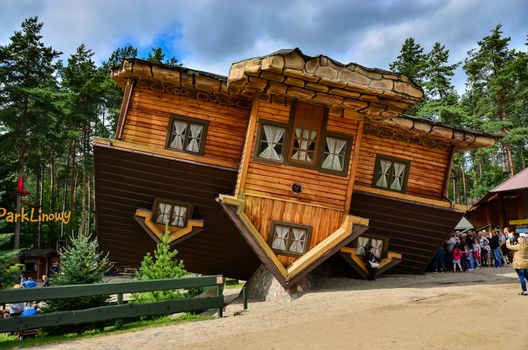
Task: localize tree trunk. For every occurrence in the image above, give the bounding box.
[506,144,515,176]
[37,163,44,248]
[461,163,468,205]
[81,124,87,237]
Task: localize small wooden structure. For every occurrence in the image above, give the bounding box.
[467,167,528,232]
[94,48,495,288]
[19,249,58,281]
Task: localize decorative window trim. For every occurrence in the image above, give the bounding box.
[316,132,353,176]
[165,115,209,156]
[152,198,193,228]
[268,221,312,257]
[353,235,390,259]
[372,155,411,193]
[253,119,290,164]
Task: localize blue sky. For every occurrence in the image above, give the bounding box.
[1,0,527,92]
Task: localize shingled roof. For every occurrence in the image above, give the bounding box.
[491,167,528,192]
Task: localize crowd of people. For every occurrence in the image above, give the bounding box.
[434,227,528,295]
[1,275,50,319]
[435,228,512,272]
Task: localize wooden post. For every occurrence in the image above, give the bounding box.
[344,115,365,212]
[235,100,259,197]
[116,293,124,328]
[216,275,224,318]
[442,146,455,200]
[115,79,135,140]
[242,287,248,310]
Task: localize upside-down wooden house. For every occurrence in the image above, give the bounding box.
[94,49,495,287]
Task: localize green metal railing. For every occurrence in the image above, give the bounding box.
[0,275,225,333]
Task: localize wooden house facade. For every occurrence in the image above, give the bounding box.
[94,49,495,287]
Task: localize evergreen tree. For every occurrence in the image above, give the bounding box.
[45,234,109,312]
[147,47,181,67]
[0,17,61,249]
[133,233,190,303]
[464,24,520,175]
[422,42,459,100]
[389,37,427,83]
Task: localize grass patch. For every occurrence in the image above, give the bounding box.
[0,313,213,349]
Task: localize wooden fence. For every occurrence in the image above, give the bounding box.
[0,275,224,333]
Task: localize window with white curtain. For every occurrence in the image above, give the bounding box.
[373,155,410,193]
[270,222,312,256]
[167,116,208,155]
[354,236,388,258]
[154,200,191,227]
[321,136,349,172]
[257,124,286,161]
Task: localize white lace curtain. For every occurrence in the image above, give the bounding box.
[390,162,406,191]
[289,228,307,253]
[376,159,392,188]
[170,121,187,150]
[292,128,317,162]
[322,137,347,171]
[186,124,203,153]
[272,226,289,251]
[156,202,171,224]
[258,125,285,161]
[171,205,187,227]
[371,238,384,258]
[356,237,369,256]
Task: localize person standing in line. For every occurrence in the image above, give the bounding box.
[472,237,481,269]
[505,232,528,295]
[452,244,463,272]
[489,230,502,268]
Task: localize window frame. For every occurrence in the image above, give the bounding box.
[316,132,354,176]
[286,102,327,168]
[352,235,390,259]
[268,221,313,257]
[152,198,194,228]
[165,115,209,156]
[253,119,290,164]
[372,154,411,193]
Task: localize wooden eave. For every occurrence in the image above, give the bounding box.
[111,58,252,109]
[227,48,423,118]
[217,194,369,288]
[364,115,496,152]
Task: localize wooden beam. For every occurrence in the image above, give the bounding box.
[353,185,466,211]
[93,137,239,171]
[442,145,455,199]
[134,209,205,245]
[115,79,135,140]
[236,100,259,197]
[344,116,364,212]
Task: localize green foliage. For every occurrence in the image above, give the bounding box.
[133,233,193,303]
[147,47,181,67]
[0,231,21,289]
[45,234,110,313]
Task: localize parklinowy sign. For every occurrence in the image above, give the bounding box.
[0,208,71,224]
[509,218,528,226]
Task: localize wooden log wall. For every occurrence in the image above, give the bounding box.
[121,87,250,168]
[243,101,360,210]
[244,195,345,267]
[354,134,449,199]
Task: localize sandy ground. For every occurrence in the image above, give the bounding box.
[29,267,528,350]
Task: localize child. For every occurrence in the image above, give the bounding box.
[452,245,463,272]
[483,241,491,267]
[472,238,481,269]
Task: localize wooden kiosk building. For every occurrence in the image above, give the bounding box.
[467,167,528,232]
[94,49,495,287]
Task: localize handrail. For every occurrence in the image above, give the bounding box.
[0,275,225,333]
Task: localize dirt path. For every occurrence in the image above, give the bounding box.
[32,268,528,349]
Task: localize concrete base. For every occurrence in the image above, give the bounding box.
[245,265,312,304]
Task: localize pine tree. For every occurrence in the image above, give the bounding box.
[0,17,61,249]
[389,37,427,83]
[464,24,518,175]
[147,47,181,67]
[45,234,109,312]
[133,233,190,303]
